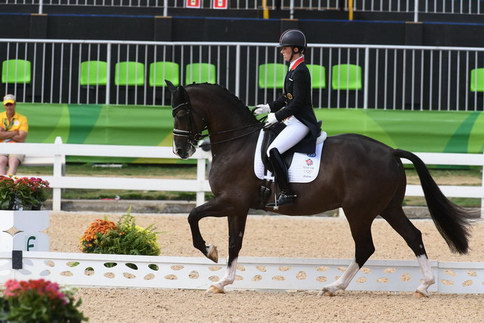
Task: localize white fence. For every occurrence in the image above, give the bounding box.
[0,139,482,217]
[1,251,483,293]
[3,39,484,111]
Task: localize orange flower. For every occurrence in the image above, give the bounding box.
[80,219,117,243]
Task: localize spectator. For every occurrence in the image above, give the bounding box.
[0,94,29,175]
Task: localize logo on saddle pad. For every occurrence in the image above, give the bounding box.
[253,130,327,184]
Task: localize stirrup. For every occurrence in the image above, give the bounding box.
[266,192,297,209]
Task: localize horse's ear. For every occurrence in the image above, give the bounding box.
[166,80,177,93]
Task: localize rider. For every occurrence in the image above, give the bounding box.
[255,29,321,207]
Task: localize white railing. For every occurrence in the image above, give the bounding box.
[1,1,483,19]
[0,138,211,211]
[0,139,482,217]
[1,251,483,293]
[4,39,484,111]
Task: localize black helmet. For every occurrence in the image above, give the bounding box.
[279,29,306,48]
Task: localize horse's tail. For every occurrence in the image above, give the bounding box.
[393,149,472,254]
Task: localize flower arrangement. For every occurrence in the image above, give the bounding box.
[80,214,160,256]
[0,176,50,210]
[0,279,87,322]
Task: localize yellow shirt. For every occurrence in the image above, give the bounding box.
[0,111,29,143]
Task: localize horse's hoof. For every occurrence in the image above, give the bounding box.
[318,289,335,297]
[206,284,225,294]
[206,245,218,263]
[414,290,429,298]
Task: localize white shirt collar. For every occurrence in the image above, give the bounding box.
[289,55,304,71]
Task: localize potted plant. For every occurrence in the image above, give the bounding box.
[0,279,87,322]
[0,176,51,252]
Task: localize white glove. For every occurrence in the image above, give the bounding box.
[265,113,278,126]
[254,104,270,115]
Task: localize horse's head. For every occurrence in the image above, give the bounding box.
[167,80,205,159]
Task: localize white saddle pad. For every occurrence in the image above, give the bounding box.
[254,130,327,183]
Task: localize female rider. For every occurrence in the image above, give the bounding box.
[255,29,320,207]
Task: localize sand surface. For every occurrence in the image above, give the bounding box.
[47,212,484,322]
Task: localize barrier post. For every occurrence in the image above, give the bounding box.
[52,137,63,211]
[196,156,206,206]
[481,151,484,219]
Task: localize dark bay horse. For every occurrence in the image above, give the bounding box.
[167,81,472,297]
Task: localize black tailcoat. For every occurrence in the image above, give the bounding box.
[268,61,321,154]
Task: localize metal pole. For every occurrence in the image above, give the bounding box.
[163,0,168,17]
[363,47,369,109]
[414,0,419,22]
[235,44,240,97]
[105,43,111,105]
[348,0,354,20]
[290,0,294,19]
[39,0,43,14]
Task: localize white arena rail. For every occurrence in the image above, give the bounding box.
[0,138,482,217]
[0,251,483,294]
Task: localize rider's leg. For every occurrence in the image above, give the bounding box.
[266,147,296,206]
[266,117,309,207]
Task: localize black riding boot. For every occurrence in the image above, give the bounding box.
[266,148,297,208]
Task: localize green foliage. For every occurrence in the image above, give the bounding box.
[85,214,160,256]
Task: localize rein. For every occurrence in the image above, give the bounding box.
[172,99,264,148]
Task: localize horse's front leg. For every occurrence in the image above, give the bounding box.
[207,214,248,294]
[187,198,230,262]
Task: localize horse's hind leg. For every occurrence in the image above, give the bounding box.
[381,206,435,297]
[320,213,376,296]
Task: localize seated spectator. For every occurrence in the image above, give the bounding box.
[0,94,29,175]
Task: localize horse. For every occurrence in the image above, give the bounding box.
[166,81,472,297]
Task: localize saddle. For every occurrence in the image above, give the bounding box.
[260,120,323,172]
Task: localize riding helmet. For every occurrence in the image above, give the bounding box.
[279,29,307,49]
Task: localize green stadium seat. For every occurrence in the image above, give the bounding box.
[470,68,484,92]
[307,64,326,89]
[80,60,108,86]
[115,61,145,86]
[2,59,31,84]
[258,63,286,89]
[149,61,179,87]
[332,64,362,90]
[185,63,216,84]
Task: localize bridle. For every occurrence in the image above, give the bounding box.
[172,101,207,148]
[172,99,263,149]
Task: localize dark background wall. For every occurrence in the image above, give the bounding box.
[1,6,484,47]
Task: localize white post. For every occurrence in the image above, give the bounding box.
[363,46,370,109]
[481,151,484,219]
[196,157,206,206]
[163,0,168,17]
[39,0,43,14]
[105,43,112,105]
[414,0,419,22]
[290,0,294,19]
[235,44,240,97]
[52,137,64,212]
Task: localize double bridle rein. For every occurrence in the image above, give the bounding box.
[172,100,263,149]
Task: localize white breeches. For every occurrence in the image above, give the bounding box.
[267,117,310,157]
